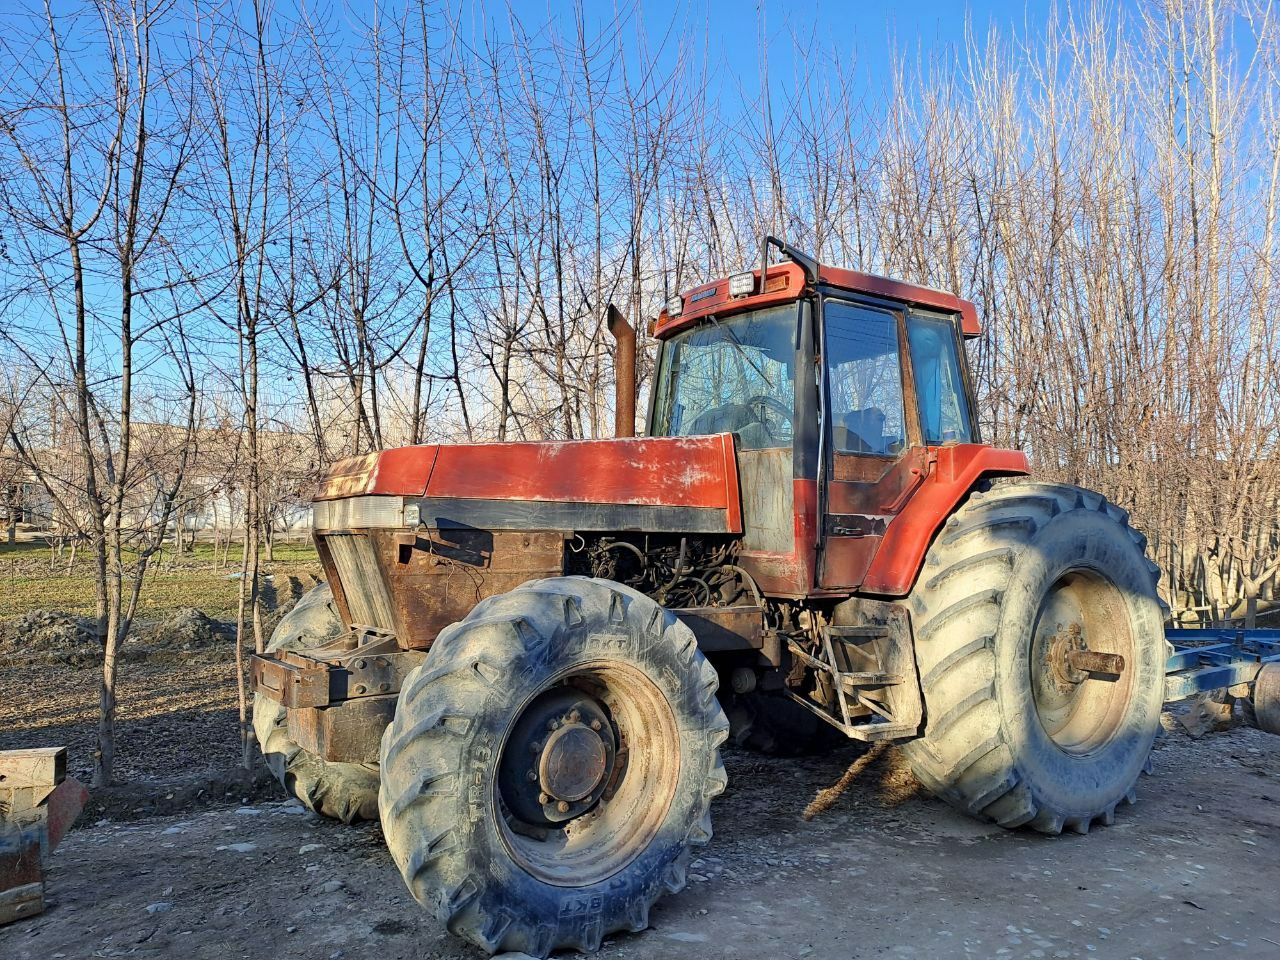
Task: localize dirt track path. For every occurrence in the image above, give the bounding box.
[3,723,1277,960]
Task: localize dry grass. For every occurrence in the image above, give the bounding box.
[0,541,322,621]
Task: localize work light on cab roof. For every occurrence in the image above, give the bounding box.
[728,270,755,297]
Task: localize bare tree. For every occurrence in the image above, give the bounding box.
[0,0,201,785]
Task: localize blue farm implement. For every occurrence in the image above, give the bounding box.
[1165,628,1280,732]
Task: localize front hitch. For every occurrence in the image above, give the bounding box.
[251,634,425,763]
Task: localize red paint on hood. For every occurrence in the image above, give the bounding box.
[315,434,743,533]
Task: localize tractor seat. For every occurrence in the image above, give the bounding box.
[688,403,777,450]
[839,407,889,455]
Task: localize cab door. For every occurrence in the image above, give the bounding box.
[817,299,926,590]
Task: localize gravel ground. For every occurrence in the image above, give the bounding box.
[0,712,1276,960]
[1,605,1276,959]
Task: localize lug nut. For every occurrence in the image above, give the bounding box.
[547,719,560,731]
[529,740,542,753]
[568,709,580,722]
[557,800,570,814]
[590,719,602,731]
[526,770,537,782]
[538,793,550,804]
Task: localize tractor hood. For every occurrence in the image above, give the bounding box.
[313,435,743,535]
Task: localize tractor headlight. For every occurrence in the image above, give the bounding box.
[728,271,755,297]
[665,295,683,317]
[312,496,405,530]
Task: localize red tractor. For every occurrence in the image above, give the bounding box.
[252,238,1169,956]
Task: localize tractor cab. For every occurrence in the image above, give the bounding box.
[646,238,1011,597]
[651,280,978,451]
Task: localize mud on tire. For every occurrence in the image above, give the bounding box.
[378,576,729,957]
[252,583,380,822]
[902,482,1171,835]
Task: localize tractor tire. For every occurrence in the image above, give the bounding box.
[378,576,729,957]
[902,482,1170,835]
[1246,663,1280,734]
[252,583,380,822]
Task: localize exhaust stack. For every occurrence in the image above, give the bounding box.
[606,304,636,438]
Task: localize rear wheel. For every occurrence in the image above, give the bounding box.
[1246,663,1280,734]
[252,583,380,822]
[378,576,728,957]
[903,482,1169,834]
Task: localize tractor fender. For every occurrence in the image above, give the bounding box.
[859,444,1029,596]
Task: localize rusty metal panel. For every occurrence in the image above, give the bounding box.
[316,447,439,501]
[370,528,564,649]
[738,478,820,597]
[675,606,765,652]
[250,652,330,709]
[827,447,928,513]
[425,435,741,519]
[288,696,398,763]
[325,533,397,631]
[820,450,929,591]
[738,448,793,554]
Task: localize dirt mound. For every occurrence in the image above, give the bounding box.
[140,607,228,650]
[0,609,102,664]
[0,606,237,666]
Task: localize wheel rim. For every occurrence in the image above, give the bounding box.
[1028,569,1136,756]
[495,659,681,886]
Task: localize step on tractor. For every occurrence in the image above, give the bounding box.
[251,237,1270,956]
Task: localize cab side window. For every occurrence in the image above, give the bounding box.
[825,302,906,456]
[906,315,974,445]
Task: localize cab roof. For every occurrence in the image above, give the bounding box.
[653,262,981,340]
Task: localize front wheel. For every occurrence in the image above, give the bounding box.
[378,576,729,957]
[903,482,1170,834]
[252,583,380,822]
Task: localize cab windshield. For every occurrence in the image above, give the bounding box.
[651,304,796,450]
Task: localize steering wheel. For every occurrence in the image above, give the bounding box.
[744,394,793,439]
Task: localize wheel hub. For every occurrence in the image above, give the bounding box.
[539,722,608,802]
[1029,571,1136,755]
[1048,623,1089,688]
[498,687,618,826]
[1046,621,1127,691]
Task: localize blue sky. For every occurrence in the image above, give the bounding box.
[497,0,1057,106]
